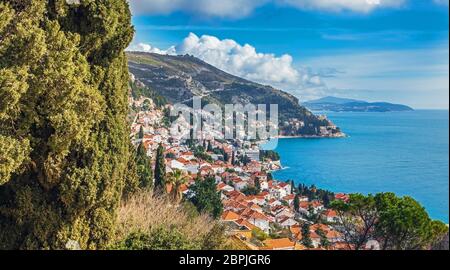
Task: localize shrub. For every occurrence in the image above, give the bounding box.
[113,227,198,250]
[113,191,222,250]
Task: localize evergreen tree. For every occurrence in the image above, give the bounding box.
[323,194,331,208]
[331,192,448,250]
[207,141,213,152]
[294,195,300,213]
[189,176,223,219]
[0,0,133,250]
[301,223,313,248]
[316,228,330,249]
[254,177,261,193]
[122,143,140,199]
[153,143,166,194]
[223,150,229,163]
[138,126,145,140]
[290,180,295,194]
[136,142,153,189]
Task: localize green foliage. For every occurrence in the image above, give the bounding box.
[331,194,378,250]
[113,223,231,251]
[0,0,133,249]
[374,193,446,250]
[167,169,188,203]
[301,223,313,248]
[430,221,449,250]
[138,126,144,140]
[189,177,223,219]
[113,227,199,250]
[153,143,166,194]
[242,185,260,196]
[207,141,213,152]
[122,143,140,198]
[260,150,280,161]
[129,79,167,108]
[254,178,261,193]
[0,136,30,185]
[239,155,251,166]
[136,142,153,189]
[202,224,228,250]
[316,228,330,248]
[331,192,448,250]
[298,183,334,205]
[293,194,300,213]
[252,228,269,242]
[180,200,202,219]
[193,146,213,163]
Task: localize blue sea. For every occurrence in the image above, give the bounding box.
[268,110,449,223]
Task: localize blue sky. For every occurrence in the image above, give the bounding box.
[128,0,449,109]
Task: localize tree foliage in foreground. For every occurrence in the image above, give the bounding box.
[136,142,153,190]
[153,143,166,194]
[0,0,133,249]
[331,193,449,250]
[189,176,223,219]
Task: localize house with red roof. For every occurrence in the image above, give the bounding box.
[221,210,241,222]
[217,182,235,193]
[282,194,296,205]
[262,238,295,250]
[241,210,270,233]
[321,209,339,223]
[335,193,350,203]
[278,216,298,228]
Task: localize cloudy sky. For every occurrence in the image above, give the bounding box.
[128,0,449,109]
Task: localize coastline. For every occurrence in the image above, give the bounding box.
[276,133,347,139]
[269,110,449,223]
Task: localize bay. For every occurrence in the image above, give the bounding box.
[270,110,449,223]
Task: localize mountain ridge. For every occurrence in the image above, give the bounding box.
[126,52,344,137]
[303,96,414,112]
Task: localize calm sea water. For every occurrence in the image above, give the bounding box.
[269,110,449,223]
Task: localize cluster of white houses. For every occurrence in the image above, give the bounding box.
[129,95,359,250]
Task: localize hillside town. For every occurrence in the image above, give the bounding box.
[128,90,368,251]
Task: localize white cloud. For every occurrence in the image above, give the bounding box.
[174,33,301,85]
[127,43,172,54]
[127,35,449,109]
[128,0,407,17]
[128,33,324,93]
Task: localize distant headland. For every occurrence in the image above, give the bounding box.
[303,96,414,112]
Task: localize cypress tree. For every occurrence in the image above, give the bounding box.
[294,195,300,213]
[223,150,229,163]
[136,142,153,189]
[153,143,166,194]
[301,223,313,248]
[123,143,140,198]
[290,180,295,194]
[138,126,145,140]
[0,0,134,249]
[254,177,261,193]
[207,141,213,152]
